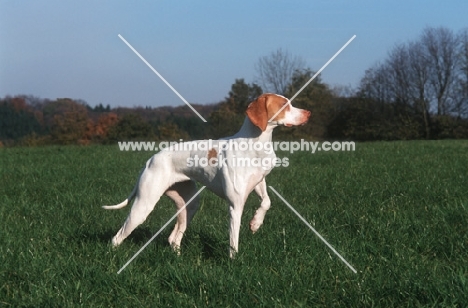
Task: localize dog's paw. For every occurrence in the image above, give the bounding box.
[171,243,181,256]
[111,237,121,248]
[229,248,237,259]
[249,219,263,233]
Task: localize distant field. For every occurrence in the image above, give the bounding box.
[1,141,467,307]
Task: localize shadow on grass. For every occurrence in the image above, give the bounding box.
[194,230,228,261]
[78,228,228,262]
[77,227,170,248]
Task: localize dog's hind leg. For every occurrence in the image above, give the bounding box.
[111,168,171,247]
[165,180,200,252]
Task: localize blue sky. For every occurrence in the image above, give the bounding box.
[1,0,467,108]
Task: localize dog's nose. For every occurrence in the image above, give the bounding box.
[299,110,311,125]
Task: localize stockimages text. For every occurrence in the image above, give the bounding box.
[186,154,290,170]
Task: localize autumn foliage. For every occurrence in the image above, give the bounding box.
[0,97,121,145]
[0,96,214,146]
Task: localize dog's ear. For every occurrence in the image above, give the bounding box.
[246,95,268,131]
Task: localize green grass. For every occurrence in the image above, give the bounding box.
[1,140,467,307]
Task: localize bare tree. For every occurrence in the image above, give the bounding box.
[386,44,412,106]
[421,27,459,115]
[381,43,432,137]
[407,41,431,137]
[454,29,468,117]
[359,63,392,103]
[255,48,306,95]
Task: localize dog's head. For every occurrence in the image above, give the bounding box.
[246,93,311,131]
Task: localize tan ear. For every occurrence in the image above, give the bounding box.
[246,95,268,131]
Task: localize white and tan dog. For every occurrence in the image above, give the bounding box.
[104,93,310,257]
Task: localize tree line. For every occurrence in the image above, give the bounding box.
[1,27,467,147]
[348,27,468,140]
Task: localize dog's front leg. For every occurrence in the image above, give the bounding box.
[228,202,245,258]
[249,178,271,233]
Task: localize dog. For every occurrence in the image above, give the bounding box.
[103,93,310,258]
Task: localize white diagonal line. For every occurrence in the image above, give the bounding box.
[118,34,207,122]
[268,35,356,123]
[117,186,206,274]
[268,186,357,274]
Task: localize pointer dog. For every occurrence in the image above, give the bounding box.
[104,93,310,257]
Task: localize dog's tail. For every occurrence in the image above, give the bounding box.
[102,180,138,210]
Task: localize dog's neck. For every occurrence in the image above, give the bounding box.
[232,117,275,143]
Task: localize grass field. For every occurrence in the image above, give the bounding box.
[1,140,467,307]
